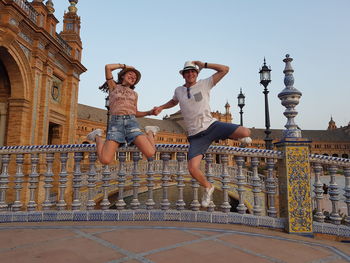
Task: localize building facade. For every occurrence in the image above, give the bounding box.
[0,0,86,146]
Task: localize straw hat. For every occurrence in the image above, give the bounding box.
[118,67,141,85]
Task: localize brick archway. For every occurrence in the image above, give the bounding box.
[0,57,10,146]
[0,46,31,145]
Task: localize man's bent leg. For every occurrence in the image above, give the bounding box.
[188,155,211,188]
[228,126,251,140]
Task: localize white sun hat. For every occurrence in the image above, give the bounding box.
[179,61,199,75]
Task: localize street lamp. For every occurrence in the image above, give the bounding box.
[259,58,273,150]
[105,95,110,130]
[237,88,245,126]
[99,81,110,132]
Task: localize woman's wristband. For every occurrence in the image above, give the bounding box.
[204,62,208,68]
[106,77,113,81]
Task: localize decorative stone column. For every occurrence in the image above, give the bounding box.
[276,54,313,235]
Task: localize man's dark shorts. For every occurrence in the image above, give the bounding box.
[187,121,239,160]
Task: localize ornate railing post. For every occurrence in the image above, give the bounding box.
[0,154,10,211]
[235,156,247,214]
[27,153,39,212]
[344,167,350,225]
[72,152,83,211]
[13,154,25,211]
[160,152,171,210]
[116,151,126,210]
[86,152,97,210]
[278,54,302,139]
[265,158,277,217]
[221,154,231,213]
[251,157,262,216]
[276,54,312,234]
[42,153,54,211]
[57,153,68,211]
[145,157,155,209]
[176,152,186,210]
[312,163,325,222]
[205,153,215,212]
[190,177,200,211]
[328,165,341,225]
[100,165,111,210]
[130,152,141,210]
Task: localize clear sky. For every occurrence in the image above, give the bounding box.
[52,0,350,131]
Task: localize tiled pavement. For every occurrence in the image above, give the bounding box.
[0,221,349,263]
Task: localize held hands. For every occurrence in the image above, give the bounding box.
[152,106,163,116]
[147,106,162,116]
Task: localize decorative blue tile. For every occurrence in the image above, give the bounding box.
[88,211,103,221]
[150,210,165,221]
[322,223,339,236]
[196,211,211,223]
[0,212,12,223]
[227,213,243,224]
[164,210,181,221]
[258,216,275,228]
[134,210,150,221]
[313,222,323,234]
[242,214,259,226]
[119,211,134,221]
[337,225,350,238]
[57,211,73,221]
[43,211,58,221]
[274,218,286,229]
[180,211,196,222]
[212,212,228,224]
[28,212,43,222]
[103,211,118,221]
[12,212,28,222]
[73,211,88,221]
[313,222,350,238]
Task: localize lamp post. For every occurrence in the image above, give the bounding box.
[259,58,273,150]
[237,88,245,126]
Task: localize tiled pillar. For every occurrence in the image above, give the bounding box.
[276,139,313,235]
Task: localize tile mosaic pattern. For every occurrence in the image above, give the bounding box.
[285,146,313,233]
[0,210,349,237]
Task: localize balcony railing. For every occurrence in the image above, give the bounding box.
[12,0,38,25]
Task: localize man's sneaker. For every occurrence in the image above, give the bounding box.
[201,185,215,208]
[87,129,103,142]
[238,136,252,146]
[145,126,160,136]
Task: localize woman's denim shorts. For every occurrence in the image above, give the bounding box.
[106,115,143,145]
[187,121,239,160]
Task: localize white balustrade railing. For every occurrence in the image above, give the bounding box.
[0,144,349,237]
[0,144,280,214]
[310,154,350,226]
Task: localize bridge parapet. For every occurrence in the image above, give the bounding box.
[0,143,349,238]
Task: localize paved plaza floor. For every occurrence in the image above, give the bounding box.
[0,221,349,263]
